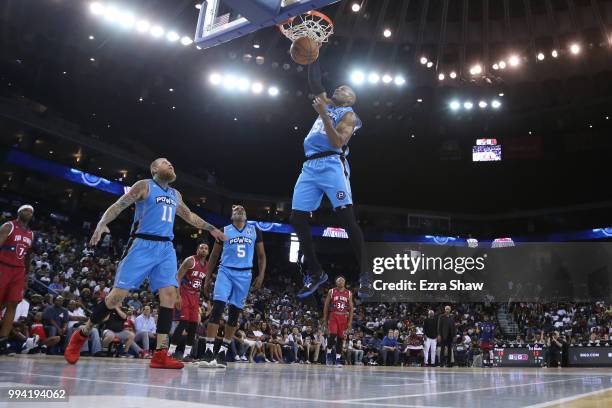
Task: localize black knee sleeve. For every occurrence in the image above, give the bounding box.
[210,300,225,323]
[90,300,112,325]
[227,305,241,327]
[186,322,198,346]
[157,306,173,334]
[335,205,366,273]
[328,334,337,349]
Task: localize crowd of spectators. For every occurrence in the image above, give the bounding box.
[1,211,610,368]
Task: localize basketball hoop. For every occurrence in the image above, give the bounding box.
[278,11,334,44]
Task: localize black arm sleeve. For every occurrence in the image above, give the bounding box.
[308,59,326,95]
[255,227,263,243]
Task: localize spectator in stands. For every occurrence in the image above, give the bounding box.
[134,305,156,354]
[403,328,424,366]
[423,309,438,366]
[30,312,60,352]
[101,306,136,357]
[127,293,143,312]
[437,305,455,367]
[42,295,69,351]
[548,331,564,368]
[302,325,319,364]
[48,276,64,294]
[380,329,399,366]
[347,333,363,365]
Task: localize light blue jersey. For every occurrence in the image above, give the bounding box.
[131,179,177,239]
[292,105,363,211]
[214,223,263,308]
[303,105,362,157]
[114,179,179,293]
[220,223,262,269]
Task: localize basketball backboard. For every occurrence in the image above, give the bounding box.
[195,0,339,49]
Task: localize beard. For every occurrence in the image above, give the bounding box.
[157,170,176,183]
[231,214,247,223]
[18,214,32,224]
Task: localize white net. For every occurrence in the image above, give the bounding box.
[279,12,334,43]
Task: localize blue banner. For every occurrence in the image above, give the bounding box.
[5,148,612,245]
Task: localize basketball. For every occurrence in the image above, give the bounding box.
[290,37,320,65]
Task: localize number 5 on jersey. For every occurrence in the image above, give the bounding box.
[237,244,246,258]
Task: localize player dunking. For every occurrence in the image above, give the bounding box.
[322,275,353,367]
[0,205,34,354]
[64,158,226,369]
[200,205,266,368]
[168,242,209,362]
[291,59,370,299]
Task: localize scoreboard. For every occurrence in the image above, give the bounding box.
[493,345,545,367]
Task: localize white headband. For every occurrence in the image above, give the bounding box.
[18,205,34,213]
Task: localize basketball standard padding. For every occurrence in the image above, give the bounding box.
[290,37,320,65]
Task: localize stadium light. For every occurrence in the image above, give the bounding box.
[426,61,434,68]
[492,64,499,70]
[209,73,222,85]
[383,29,392,38]
[449,100,460,111]
[136,20,150,33]
[394,75,406,86]
[167,31,180,42]
[351,3,361,12]
[150,25,164,38]
[268,86,279,96]
[469,64,482,75]
[222,75,237,90]
[251,82,264,94]
[237,78,250,91]
[180,36,193,46]
[420,57,428,65]
[195,3,202,9]
[368,72,380,84]
[350,70,365,85]
[508,55,520,67]
[551,49,558,58]
[537,52,545,61]
[118,12,135,29]
[570,43,580,54]
[382,74,393,84]
[491,99,502,109]
[90,2,105,15]
[498,61,506,69]
[103,6,120,22]
[438,73,445,81]
[464,101,473,110]
[478,100,487,109]
[449,71,457,79]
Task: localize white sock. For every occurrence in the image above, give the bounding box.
[336,353,341,360]
[326,348,332,355]
[168,344,177,355]
[184,345,192,357]
[206,342,214,351]
[219,345,228,354]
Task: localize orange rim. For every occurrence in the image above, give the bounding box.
[277,10,334,31]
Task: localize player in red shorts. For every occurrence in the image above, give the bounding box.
[322,275,353,367]
[168,243,209,362]
[0,205,34,354]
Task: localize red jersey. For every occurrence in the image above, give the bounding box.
[0,220,33,268]
[330,287,351,315]
[181,255,207,293]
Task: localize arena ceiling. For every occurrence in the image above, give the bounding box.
[2,0,612,213]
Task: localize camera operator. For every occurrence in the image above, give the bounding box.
[548,331,564,368]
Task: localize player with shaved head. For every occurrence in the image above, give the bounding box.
[291,58,370,299]
[64,158,227,369]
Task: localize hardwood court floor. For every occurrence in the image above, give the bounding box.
[0,355,610,407]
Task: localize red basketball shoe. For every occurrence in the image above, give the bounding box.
[64,329,87,364]
[150,349,184,369]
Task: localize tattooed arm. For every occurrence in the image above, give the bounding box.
[175,190,227,241]
[90,180,149,246]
